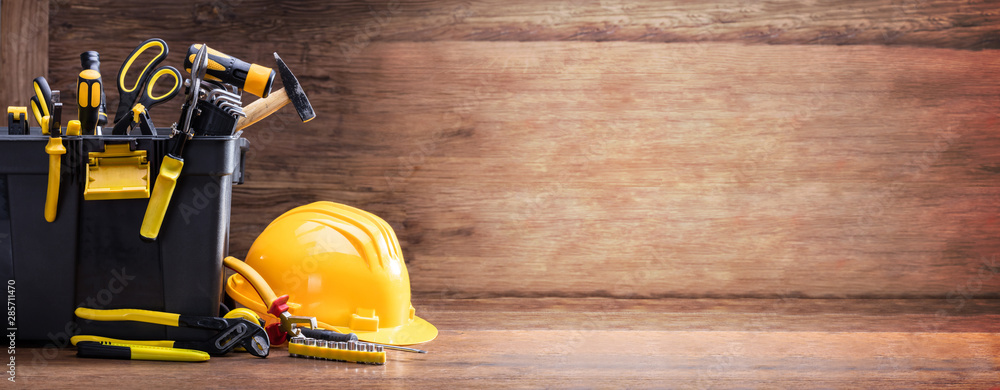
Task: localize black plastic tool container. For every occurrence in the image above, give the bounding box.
[0,128,248,344]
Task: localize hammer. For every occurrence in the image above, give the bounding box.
[235,53,315,131]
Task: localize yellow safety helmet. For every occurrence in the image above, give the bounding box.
[226,201,437,345]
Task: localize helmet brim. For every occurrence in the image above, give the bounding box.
[328,315,438,345]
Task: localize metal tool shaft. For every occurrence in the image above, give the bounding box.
[375,343,427,354]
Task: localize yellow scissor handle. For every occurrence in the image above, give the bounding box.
[32,79,50,118]
[71,335,175,348]
[74,307,180,327]
[118,38,168,94]
[137,66,181,108]
[30,98,46,134]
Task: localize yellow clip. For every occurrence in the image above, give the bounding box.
[66,120,81,136]
[131,103,146,123]
[349,308,380,332]
[84,144,150,200]
[7,106,27,117]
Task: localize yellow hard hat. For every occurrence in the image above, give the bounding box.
[226,201,437,345]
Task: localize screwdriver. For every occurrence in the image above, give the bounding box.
[297,327,427,354]
[183,44,275,98]
[78,51,105,134]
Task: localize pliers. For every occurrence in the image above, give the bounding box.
[223,256,426,354]
[71,307,270,362]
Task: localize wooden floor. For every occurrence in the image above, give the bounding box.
[12,298,1000,387]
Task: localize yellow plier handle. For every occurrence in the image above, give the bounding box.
[71,335,174,348]
[43,137,65,222]
[224,256,279,305]
[74,307,181,326]
[74,338,209,362]
[224,256,316,343]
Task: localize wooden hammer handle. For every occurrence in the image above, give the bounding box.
[236,88,289,131]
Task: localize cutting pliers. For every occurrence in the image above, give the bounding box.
[71,307,270,362]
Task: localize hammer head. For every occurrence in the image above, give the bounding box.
[274,52,315,123]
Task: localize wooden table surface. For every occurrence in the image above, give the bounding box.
[10,298,1000,388]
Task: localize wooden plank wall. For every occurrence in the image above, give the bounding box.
[26,0,1000,298]
[0,0,48,109]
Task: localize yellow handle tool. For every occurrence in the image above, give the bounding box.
[71,335,175,348]
[139,155,184,239]
[78,51,106,134]
[224,256,280,305]
[43,136,65,222]
[34,76,65,222]
[31,78,51,133]
[78,62,102,134]
[137,44,208,240]
[75,339,209,362]
[74,307,181,326]
[184,43,275,98]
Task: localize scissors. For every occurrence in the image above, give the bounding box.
[111,38,181,135]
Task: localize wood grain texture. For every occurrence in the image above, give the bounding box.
[12,298,1000,387]
[0,0,48,108]
[42,1,1000,299]
[45,0,1000,49]
[233,41,1000,299]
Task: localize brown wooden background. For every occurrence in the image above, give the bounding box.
[3,0,1000,300]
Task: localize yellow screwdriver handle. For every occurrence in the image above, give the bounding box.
[184,44,274,98]
[74,307,181,326]
[44,137,65,222]
[140,155,184,240]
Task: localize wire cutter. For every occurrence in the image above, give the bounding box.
[71,307,270,362]
[139,43,208,240]
[111,38,181,135]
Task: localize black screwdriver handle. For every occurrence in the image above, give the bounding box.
[183,44,275,98]
[298,327,359,342]
[78,51,103,134]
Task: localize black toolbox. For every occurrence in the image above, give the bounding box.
[0,128,248,344]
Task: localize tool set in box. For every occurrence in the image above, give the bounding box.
[2,38,434,364]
